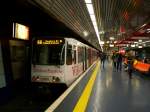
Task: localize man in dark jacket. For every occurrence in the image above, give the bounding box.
[100,53,106,68]
[116,53,123,71]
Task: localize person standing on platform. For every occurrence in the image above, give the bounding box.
[128,59,133,79]
[100,53,106,68]
[112,53,117,70]
[116,53,123,71]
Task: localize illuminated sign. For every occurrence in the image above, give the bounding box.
[13,23,29,40]
[37,39,64,45]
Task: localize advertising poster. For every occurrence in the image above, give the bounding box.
[0,42,6,88]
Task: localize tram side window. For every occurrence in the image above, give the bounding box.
[78,47,83,63]
[67,44,72,65]
[73,50,76,64]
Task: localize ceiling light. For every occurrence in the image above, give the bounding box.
[131,44,135,47]
[85,0,102,51]
[106,41,109,43]
[134,42,138,44]
[114,41,117,43]
[138,46,142,48]
[83,31,88,37]
[139,40,142,42]
[86,4,94,15]
[93,21,96,26]
[110,37,114,40]
[109,44,114,47]
[93,25,98,30]
[144,40,150,43]
[85,0,92,3]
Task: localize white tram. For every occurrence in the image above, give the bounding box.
[31,37,98,86]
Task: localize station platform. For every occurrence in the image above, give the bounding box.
[45,60,150,112]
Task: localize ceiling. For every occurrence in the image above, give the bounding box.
[26,0,150,50]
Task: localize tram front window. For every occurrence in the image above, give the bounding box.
[33,44,65,65]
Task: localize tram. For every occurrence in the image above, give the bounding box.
[31,37,98,86]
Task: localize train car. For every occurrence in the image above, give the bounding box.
[31,37,98,87]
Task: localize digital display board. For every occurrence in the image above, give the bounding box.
[36,39,65,45]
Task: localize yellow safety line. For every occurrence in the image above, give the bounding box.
[73,61,100,112]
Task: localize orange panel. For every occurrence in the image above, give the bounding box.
[133,61,150,73]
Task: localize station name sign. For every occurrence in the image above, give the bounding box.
[36,39,64,45]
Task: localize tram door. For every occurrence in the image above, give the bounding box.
[9,40,29,88]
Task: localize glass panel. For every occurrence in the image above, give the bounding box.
[78,47,84,63]
[32,44,65,65]
[66,44,72,65]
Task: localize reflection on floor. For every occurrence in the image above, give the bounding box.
[86,60,150,112]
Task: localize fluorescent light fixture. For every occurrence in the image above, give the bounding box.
[134,41,138,44]
[143,40,150,43]
[90,14,96,21]
[147,30,150,33]
[110,44,114,47]
[85,0,103,51]
[139,40,142,42]
[138,46,142,48]
[93,21,97,26]
[106,41,109,43]
[93,25,98,29]
[86,4,94,15]
[131,44,135,47]
[110,37,114,40]
[85,0,92,3]
[100,41,104,44]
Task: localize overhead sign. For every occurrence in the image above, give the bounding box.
[13,23,29,40]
